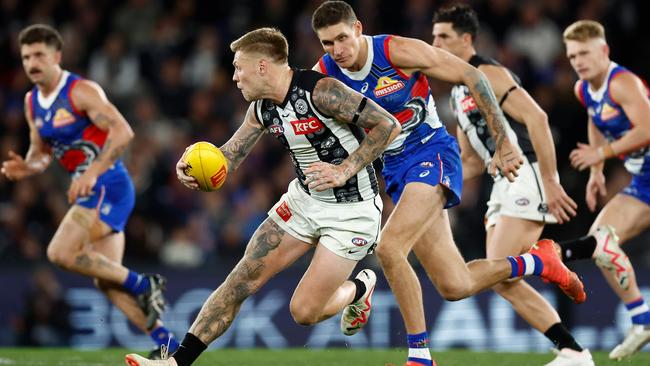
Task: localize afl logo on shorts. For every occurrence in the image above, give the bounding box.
[515,198,530,206]
[351,237,368,247]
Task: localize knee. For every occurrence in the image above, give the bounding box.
[47,245,73,269]
[289,301,320,326]
[437,280,472,301]
[375,241,406,267]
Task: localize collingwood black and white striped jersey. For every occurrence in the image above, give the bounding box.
[254,69,379,203]
[450,54,536,167]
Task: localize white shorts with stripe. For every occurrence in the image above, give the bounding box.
[485,161,557,229]
[268,179,383,261]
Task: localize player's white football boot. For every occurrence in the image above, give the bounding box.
[544,348,594,366]
[592,225,632,290]
[341,269,376,336]
[125,353,177,366]
[609,324,650,360]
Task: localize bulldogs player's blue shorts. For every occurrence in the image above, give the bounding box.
[382,125,462,208]
[75,161,135,232]
[622,173,650,206]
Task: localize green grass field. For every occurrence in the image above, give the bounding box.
[0,348,648,366]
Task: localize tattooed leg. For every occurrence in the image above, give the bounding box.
[46,205,130,283]
[189,218,311,345]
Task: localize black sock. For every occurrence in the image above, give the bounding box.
[172,333,208,366]
[544,323,583,352]
[351,278,366,304]
[558,235,597,262]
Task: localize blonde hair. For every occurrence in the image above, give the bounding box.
[230,27,288,63]
[563,20,606,42]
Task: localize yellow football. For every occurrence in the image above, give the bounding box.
[183,141,228,192]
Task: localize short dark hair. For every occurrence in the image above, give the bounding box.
[433,4,479,40]
[230,27,289,64]
[18,24,63,50]
[311,1,357,32]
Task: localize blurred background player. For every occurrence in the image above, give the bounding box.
[125,27,400,366]
[432,5,592,366]
[311,2,585,365]
[557,19,650,360]
[0,24,175,358]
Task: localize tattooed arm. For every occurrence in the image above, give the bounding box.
[305,77,401,191]
[219,103,266,170]
[1,92,52,181]
[176,103,265,190]
[67,80,134,203]
[388,36,523,181]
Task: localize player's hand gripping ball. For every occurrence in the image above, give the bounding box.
[183,141,228,192]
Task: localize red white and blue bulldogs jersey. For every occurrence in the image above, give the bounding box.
[28,71,134,231]
[578,62,650,177]
[319,35,444,155]
[29,71,126,179]
[254,69,379,203]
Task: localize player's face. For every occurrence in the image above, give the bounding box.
[232,51,262,102]
[432,22,466,57]
[565,39,609,81]
[20,42,61,86]
[316,21,363,69]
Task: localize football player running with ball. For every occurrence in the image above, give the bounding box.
[125,27,401,366]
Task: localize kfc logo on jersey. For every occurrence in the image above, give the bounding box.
[268,124,284,136]
[351,237,368,247]
[461,96,478,113]
[290,117,324,135]
[374,76,405,97]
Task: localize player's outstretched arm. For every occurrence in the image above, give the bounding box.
[388,36,522,181]
[175,103,265,190]
[305,77,400,191]
[219,103,266,171]
[1,92,52,181]
[67,80,134,202]
[485,65,577,222]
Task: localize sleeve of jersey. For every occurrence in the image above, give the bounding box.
[297,69,326,92]
[253,101,266,128]
[577,80,587,107]
[318,56,329,75]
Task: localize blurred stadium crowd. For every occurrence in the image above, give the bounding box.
[1,0,649,272]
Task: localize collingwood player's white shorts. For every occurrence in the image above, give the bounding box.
[268,179,382,261]
[485,161,557,229]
